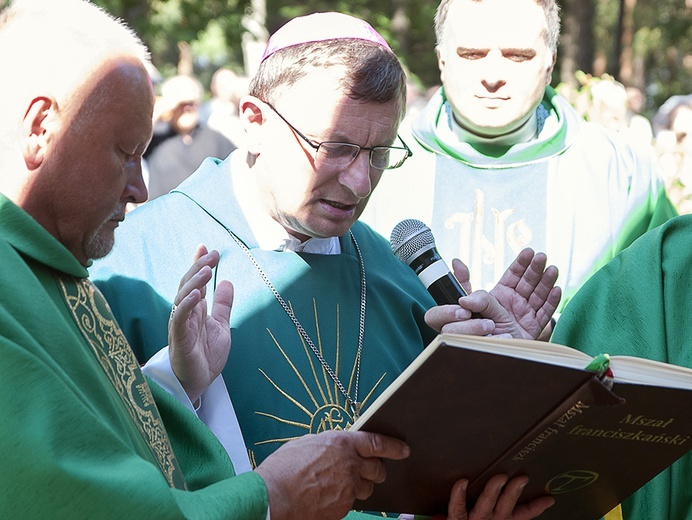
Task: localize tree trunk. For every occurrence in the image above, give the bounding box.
[559,0,596,86]
[391,0,412,56]
[241,0,269,77]
[616,0,637,85]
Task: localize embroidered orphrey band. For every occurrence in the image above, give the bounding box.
[57,276,187,490]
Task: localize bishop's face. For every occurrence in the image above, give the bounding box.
[247,66,402,242]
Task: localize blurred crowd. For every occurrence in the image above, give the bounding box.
[557,74,692,215]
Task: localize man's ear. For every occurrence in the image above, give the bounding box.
[436,47,446,73]
[545,52,557,86]
[239,95,267,155]
[21,96,56,171]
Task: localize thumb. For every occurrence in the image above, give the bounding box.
[451,258,472,295]
[211,279,233,326]
[353,432,410,461]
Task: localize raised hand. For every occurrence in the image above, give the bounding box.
[488,248,561,339]
[168,244,233,405]
[255,430,410,520]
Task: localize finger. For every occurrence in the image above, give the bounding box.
[495,248,534,290]
[528,263,558,299]
[195,246,220,301]
[545,285,562,314]
[175,264,214,308]
[432,294,498,335]
[211,279,234,327]
[353,432,410,461]
[194,244,209,300]
[511,495,555,520]
[471,474,508,518]
[446,479,470,520]
[451,258,473,294]
[170,287,202,338]
[491,475,529,518]
[176,247,218,296]
[513,253,548,301]
[518,261,556,306]
[440,318,495,336]
[359,457,387,484]
[535,285,562,331]
[193,243,209,262]
[524,262,560,329]
[424,305,473,333]
[450,292,506,334]
[354,477,376,501]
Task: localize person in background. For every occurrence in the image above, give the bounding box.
[652,94,692,214]
[360,0,676,321]
[90,10,558,519]
[145,74,236,200]
[0,1,430,518]
[199,67,250,149]
[551,215,692,520]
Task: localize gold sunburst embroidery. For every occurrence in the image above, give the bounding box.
[253,298,386,448]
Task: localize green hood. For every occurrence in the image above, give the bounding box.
[411,86,583,169]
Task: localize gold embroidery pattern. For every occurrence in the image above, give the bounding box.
[253,299,387,448]
[57,276,186,490]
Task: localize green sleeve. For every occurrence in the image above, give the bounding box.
[0,336,268,519]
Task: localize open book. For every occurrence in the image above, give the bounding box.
[351,334,692,519]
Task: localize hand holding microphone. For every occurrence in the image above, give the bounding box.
[390,219,561,340]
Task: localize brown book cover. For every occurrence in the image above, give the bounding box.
[352,334,692,519]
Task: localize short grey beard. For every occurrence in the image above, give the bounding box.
[83,203,126,260]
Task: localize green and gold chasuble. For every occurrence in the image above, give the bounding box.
[91,155,438,479]
[553,215,692,520]
[0,195,267,519]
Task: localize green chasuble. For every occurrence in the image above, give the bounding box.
[0,194,268,519]
[91,155,438,518]
[552,215,692,520]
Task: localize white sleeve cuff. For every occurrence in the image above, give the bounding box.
[142,347,252,474]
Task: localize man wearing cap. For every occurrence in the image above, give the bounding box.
[90,11,557,518]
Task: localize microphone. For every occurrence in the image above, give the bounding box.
[390,219,468,305]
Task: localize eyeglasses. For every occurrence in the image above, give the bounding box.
[264,102,412,170]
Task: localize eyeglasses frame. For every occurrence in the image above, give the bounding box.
[263,101,413,170]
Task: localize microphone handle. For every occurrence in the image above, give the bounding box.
[427,275,468,305]
[409,247,468,305]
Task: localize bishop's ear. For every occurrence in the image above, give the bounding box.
[239,95,267,155]
[21,96,56,170]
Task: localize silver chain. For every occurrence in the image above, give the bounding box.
[226,230,366,419]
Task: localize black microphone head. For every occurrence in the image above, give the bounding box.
[390,219,436,265]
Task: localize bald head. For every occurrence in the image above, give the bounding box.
[0,0,154,264]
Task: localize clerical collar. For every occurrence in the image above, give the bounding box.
[449,104,546,147]
[231,152,341,254]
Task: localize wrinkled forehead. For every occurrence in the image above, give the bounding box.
[271,66,401,140]
[65,57,154,141]
[269,63,348,105]
[443,0,549,49]
[272,63,402,118]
